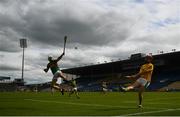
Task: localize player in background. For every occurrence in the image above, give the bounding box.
[102,81,108,94]
[69,78,80,99]
[121,55,154,108]
[44,52,68,94]
[60,88,65,95]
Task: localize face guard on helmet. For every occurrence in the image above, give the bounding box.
[48,55,53,61]
[145,55,153,63]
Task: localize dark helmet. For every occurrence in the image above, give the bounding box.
[48,55,53,61]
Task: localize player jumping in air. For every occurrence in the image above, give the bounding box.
[69,78,80,99]
[44,52,68,94]
[121,55,154,108]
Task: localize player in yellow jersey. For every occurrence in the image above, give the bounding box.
[44,52,68,94]
[121,55,154,108]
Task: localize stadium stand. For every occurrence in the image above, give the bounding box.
[148,70,180,91]
[0,76,17,92]
[159,81,180,91]
[61,51,180,92]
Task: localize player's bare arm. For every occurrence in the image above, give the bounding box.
[55,52,65,62]
[44,63,50,73]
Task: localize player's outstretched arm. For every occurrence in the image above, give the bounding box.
[44,64,50,73]
[56,52,65,62]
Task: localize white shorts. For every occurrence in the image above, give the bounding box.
[137,78,150,88]
[103,88,108,91]
[53,70,62,80]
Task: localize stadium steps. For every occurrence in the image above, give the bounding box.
[159,81,180,91]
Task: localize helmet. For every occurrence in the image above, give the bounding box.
[145,55,153,61]
[48,55,53,61]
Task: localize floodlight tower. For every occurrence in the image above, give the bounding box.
[20,39,27,82]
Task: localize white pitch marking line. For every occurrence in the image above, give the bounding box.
[24,99,167,110]
[123,108,180,116]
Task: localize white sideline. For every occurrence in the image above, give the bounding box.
[123,108,180,116]
[24,99,167,110]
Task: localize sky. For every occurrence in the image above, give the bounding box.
[0,0,180,84]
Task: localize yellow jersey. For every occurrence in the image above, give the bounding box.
[139,63,154,82]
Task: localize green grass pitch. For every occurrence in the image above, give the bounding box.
[0,92,180,116]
